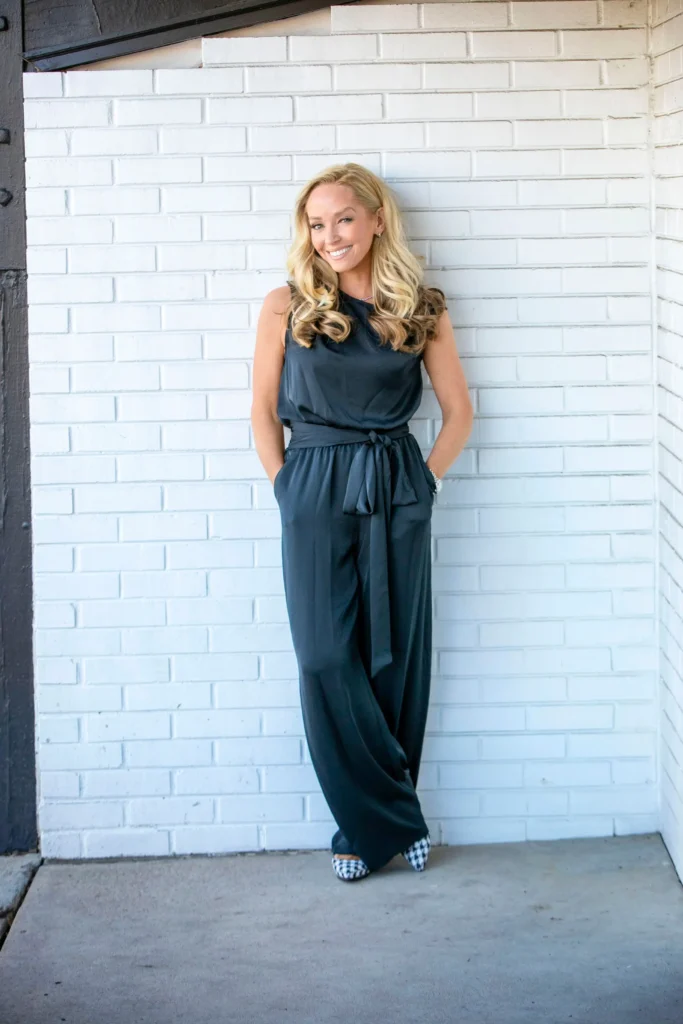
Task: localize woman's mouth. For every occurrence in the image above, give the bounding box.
[327,246,352,260]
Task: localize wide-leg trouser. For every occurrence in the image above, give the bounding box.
[274,422,437,873]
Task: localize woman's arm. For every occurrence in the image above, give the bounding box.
[251,285,291,486]
[422,307,474,480]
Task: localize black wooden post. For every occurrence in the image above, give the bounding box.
[0,0,37,854]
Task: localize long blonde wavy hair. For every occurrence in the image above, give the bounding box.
[285,162,447,357]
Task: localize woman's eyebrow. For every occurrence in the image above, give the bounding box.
[307,206,356,221]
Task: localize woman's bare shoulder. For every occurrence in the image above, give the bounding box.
[263,284,294,316]
[256,285,294,353]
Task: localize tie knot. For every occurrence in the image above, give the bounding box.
[367,430,392,449]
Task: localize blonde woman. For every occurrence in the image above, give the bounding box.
[251,163,473,882]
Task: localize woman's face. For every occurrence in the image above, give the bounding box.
[305,183,383,274]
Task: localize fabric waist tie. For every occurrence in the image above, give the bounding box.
[287,421,419,677]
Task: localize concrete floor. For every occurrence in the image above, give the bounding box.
[0,853,41,943]
[0,833,681,1024]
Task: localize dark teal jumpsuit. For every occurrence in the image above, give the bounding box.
[274,288,438,873]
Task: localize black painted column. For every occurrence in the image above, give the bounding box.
[0,0,37,854]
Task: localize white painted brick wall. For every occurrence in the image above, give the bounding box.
[23,1,661,861]
[653,0,683,882]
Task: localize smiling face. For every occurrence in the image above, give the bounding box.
[305,182,383,279]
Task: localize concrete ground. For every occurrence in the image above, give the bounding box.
[0,853,41,944]
[0,833,681,1024]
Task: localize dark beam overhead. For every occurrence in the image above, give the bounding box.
[24,0,342,71]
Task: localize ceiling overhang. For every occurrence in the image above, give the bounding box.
[24,0,340,71]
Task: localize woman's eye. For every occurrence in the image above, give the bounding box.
[311,218,352,229]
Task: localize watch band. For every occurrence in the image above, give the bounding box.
[428,466,443,493]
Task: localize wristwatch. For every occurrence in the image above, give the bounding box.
[428,466,443,493]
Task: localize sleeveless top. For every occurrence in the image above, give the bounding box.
[277,289,424,431]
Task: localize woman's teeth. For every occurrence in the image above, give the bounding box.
[328,246,351,259]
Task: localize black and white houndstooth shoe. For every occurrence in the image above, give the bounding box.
[402,833,431,871]
[332,854,371,881]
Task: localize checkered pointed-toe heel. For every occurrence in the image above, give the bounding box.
[332,854,371,882]
[402,833,431,872]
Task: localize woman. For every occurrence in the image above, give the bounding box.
[251,163,473,882]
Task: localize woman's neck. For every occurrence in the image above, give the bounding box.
[338,273,373,301]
